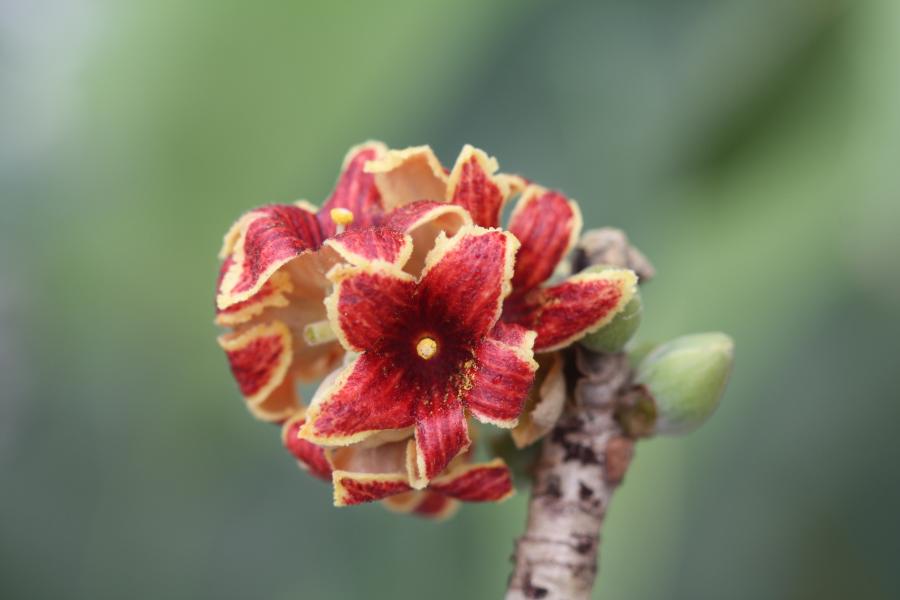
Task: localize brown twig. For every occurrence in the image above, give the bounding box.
[505,229,652,600]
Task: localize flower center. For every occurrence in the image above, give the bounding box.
[416,337,438,360]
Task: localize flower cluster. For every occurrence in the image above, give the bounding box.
[215,142,637,518]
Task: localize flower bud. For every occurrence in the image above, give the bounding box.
[632,332,734,436]
[580,295,642,353]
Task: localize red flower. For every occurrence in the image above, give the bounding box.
[299,225,538,486]
[282,408,513,518]
[329,439,514,518]
[215,143,470,421]
[366,144,637,447]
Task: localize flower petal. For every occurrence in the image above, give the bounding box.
[324,263,417,353]
[511,352,566,448]
[215,264,293,327]
[364,146,448,209]
[300,353,417,446]
[217,321,297,422]
[318,142,387,236]
[332,471,411,506]
[217,203,324,309]
[429,458,515,502]
[322,227,413,269]
[446,145,510,227]
[506,268,638,353]
[381,200,472,275]
[411,493,459,519]
[465,326,537,427]
[418,225,518,341]
[247,378,301,422]
[282,412,332,481]
[410,390,470,488]
[507,185,582,294]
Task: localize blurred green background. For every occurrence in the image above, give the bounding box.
[3,0,899,598]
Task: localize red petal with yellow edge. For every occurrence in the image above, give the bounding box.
[446,145,509,227]
[282,413,332,481]
[381,200,472,276]
[429,458,514,502]
[318,142,387,236]
[218,204,324,309]
[215,262,292,327]
[508,186,582,294]
[412,493,459,519]
[324,264,417,353]
[381,200,471,236]
[300,353,417,446]
[323,227,412,269]
[412,390,470,487]
[505,268,638,353]
[364,146,448,209]
[418,226,518,342]
[465,329,537,427]
[218,321,293,411]
[488,321,534,349]
[332,471,412,506]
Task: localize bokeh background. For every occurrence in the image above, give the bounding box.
[3,0,899,598]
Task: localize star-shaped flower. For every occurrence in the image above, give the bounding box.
[299,225,538,486]
[366,144,638,446]
[215,143,470,421]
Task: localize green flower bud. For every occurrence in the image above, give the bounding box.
[578,264,643,353]
[581,295,642,353]
[633,332,734,436]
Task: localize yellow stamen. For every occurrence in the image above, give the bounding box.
[303,320,337,346]
[416,337,438,360]
[330,208,354,226]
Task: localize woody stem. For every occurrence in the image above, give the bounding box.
[505,228,654,600]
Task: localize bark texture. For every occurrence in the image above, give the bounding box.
[506,228,651,600]
[506,350,633,600]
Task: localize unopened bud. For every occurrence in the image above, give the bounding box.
[632,332,734,436]
[581,295,642,354]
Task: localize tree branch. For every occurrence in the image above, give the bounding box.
[505,229,652,600]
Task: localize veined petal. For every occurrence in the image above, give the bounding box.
[215,265,293,327]
[300,353,417,446]
[318,142,387,236]
[446,145,510,228]
[465,326,537,427]
[324,263,417,353]
[364,146,448,209]
[508,185,582,294]
[418,226,518,341]
[410,389,470,488]
[429,458,514,502]
[328,438,412,508]
[511,352,566,448]
[381,200,472,276]
[322,227,413,269]
[218,203,324,309]
[282,412,332,481]
[332,471,411,506]
[217,321,296,422]
[381,200,471,235]
[508,268,638,353]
